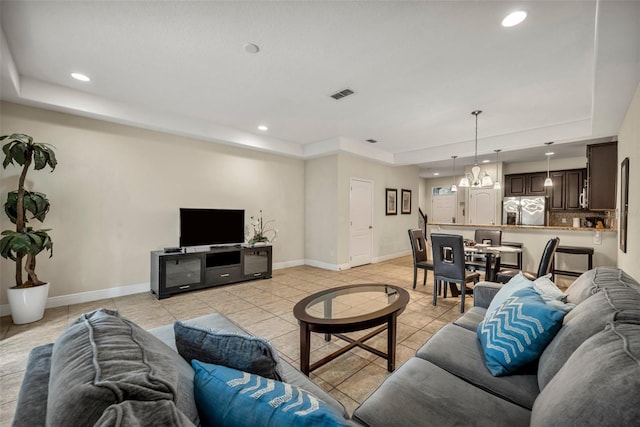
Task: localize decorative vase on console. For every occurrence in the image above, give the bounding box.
[247,210,277,247]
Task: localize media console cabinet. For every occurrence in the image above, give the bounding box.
[150,245,272,299]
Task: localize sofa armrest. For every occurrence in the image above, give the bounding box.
[13,343,53,427]
[473,281,504,309]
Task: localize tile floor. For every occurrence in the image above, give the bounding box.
[0,255,477,425]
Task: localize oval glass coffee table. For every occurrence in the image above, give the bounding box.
[293,284,409,376]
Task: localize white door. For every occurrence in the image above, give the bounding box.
[469,188,497,224]
[349,178,373,267]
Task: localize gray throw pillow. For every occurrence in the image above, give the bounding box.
[174,321,282,380]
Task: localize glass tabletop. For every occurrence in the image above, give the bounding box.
[301,284,404,321]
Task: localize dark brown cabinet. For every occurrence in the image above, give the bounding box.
[527,172,548,196]
[548,169,585,211]
[504,172,550,197]
[505,175,526,196]
[587,141,617,210]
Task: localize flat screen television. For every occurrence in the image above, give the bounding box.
[179,208,245,247]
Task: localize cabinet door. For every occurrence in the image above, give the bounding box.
[588,142,617,210]
[527,173,548,196]
[505,175,526,196]
[548,171,565,210]
[565,169,585,210]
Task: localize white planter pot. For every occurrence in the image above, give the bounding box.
[7,282,50,325]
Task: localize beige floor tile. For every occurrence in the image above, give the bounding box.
[313,352,370,388]
[225,306,275,328]
[0,371,25,405]
[335,362,390,403]
[0,400,17,427]
[371,343,415,370]
[244,316,297,340]
[205,298,256,314]
[401,328,434,351]
[397,310,437,329]
[0,349,30,377]
[328,388,360,417]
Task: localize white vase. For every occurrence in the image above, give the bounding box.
[7,282,50,324]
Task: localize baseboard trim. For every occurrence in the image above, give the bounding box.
[273,259,305,270]
[373,250,411,263]
[0,282,150,317]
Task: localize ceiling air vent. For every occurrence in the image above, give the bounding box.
[330,88,355,100]
[366,139,377,143]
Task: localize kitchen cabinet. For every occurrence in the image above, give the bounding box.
[549,169,586,211]
[505,175,526,196]
[504,172,550,197]
[587,141,617,210]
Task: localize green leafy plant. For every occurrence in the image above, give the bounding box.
[248,210,277,246]
[1,133,56,288]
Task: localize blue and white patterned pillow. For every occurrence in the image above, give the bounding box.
[192,360,350,427]
[478,287,567,376]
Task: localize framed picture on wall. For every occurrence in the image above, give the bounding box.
[401,189,412,214]
[620,157,629,253]
[386,188,397,215]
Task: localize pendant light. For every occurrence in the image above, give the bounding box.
[544,142,554,187]
[493,149,502,190]
[459,110,493,188]
[451,155,458,192]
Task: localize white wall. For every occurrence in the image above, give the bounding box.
[0,102,306,304]
[304,155,339,268]
[503,157,587,175]
[617,82,640,279]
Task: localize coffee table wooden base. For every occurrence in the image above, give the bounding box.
[299,315,399,376]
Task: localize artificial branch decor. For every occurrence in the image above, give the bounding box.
[248,210,277,246]
[1,133,56,288]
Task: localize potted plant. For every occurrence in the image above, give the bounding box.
[247,210,277,246]
[1,133,56,324]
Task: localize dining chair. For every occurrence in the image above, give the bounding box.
[495,237,560,283]
[466,229,503,274]
[431,233,481,313]
[408,229,434,289]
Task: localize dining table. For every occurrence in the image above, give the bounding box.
[464,244,523,282]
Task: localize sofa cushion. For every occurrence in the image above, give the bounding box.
[191,360,351,427]
[453,306,487,331]
[174,321,282,380]
[565,267,640,304]
[352,357,531,427]
[537,286,640,389]
[531,322,640,427]
[478,287,566,376]
[533,274,567,302]
[416,324,539,409]
[46,309,199,426]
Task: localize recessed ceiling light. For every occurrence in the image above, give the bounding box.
[258,125,268,131]
[71,72,90,82]
[434,172,440,176]
[243,43,260,54]
[545,151,554,156]
[502,10,527,27]
[482,159,491,163]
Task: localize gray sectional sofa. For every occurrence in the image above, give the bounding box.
[353,267,640,427]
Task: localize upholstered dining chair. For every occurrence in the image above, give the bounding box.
[495,237,560,283]
[466,229,503,274]
[431,233,481,313]
[408,229,434,289]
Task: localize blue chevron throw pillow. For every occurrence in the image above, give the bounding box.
[192,360,350,427]
[478,287,567,376]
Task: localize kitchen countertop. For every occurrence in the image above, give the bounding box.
[428,222,616,232]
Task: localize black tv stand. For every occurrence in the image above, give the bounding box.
[150,245,272,299]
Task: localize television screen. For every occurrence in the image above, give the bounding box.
[179,208,245,247]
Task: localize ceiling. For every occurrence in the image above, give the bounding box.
[1,1,639,177]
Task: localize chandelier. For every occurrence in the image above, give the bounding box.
[459,110,493,188]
